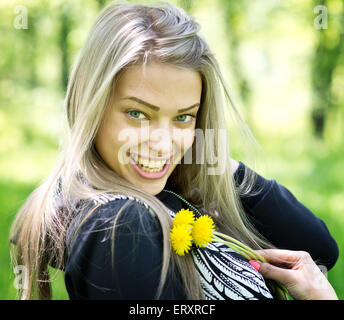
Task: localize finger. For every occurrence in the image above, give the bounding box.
[255,249,303,268]
[257,261,296,285]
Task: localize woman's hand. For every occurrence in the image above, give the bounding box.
[252,249,338,300]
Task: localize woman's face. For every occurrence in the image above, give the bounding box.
[95,60,202,195]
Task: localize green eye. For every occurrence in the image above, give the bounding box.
[175,114,195,123]
[126,109,196,123]
[127,110,147,120]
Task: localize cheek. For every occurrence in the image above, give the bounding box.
[174,129,195,152]
[95,119,130,165]
[94,125,109,157]
[114,126,144,158]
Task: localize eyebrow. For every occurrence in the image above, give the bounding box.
[121,96,200,113]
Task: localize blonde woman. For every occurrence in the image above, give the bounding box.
[10,1,338,300]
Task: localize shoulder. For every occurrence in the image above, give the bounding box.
[87,192,157,224]
[66,193,161,249]
[64,193,177,299]
[91,193,157,222]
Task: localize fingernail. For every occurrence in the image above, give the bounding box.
[249,260,260,271]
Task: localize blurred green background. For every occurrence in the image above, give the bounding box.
[0,0,343,300]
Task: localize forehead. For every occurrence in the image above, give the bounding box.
[113,61,202,107]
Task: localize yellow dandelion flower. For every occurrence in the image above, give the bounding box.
[170,224,193,256]
[192,215,215,248]
[172,208,195,227]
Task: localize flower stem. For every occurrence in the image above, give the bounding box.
[213,237,252,260]
[213,231,267,262]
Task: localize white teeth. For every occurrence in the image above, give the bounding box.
[130,154,166,170]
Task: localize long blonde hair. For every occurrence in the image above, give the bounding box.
[9,0,274,300]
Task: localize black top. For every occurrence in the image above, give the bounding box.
[63,162,339,300]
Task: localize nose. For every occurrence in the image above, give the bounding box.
[148,123,173,157]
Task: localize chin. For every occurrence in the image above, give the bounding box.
[129,177,165,195]
[143,183,165,196]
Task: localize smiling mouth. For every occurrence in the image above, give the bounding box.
[127,153,171,179]
[129,153,168,172]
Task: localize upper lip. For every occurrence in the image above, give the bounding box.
[130,152,172,161]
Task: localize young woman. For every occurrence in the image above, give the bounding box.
[9,1,338,300]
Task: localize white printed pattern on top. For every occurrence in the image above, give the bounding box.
[92,193,274,300]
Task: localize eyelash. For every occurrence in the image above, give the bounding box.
[125,109,196,123]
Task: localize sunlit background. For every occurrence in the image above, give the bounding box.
[0,0,343,299]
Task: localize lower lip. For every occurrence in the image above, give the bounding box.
[129,156,170,180]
